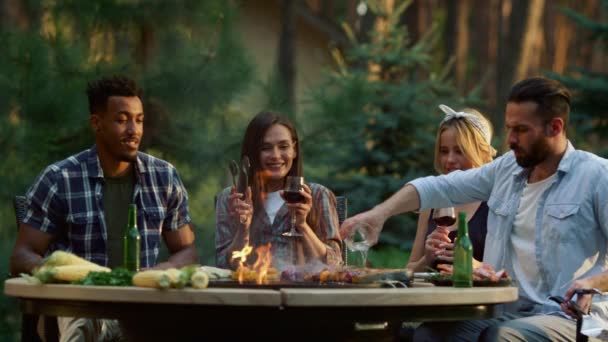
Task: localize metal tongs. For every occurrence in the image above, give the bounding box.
[228,156,250,195]
[549,288,602,342]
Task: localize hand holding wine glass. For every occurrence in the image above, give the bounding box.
[426,207,456,264]
[432,207,456,228]
[282,176,308,237]
[343,221,374,267]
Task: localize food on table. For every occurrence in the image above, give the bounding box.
[34,264,111,283]
[41,250,100,268]
[191,270,210,289]
[132,270,173,289]
[74,268,135,286]
[198,266,233,280]
[21,250,111,284]
[232,266,279,282]
[436,263,509,282]
[280,266,411,284]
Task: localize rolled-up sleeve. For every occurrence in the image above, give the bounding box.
[164,167,192,231]
[410,157,499,210]
[23,166,64,234]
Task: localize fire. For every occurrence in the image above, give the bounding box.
[252,243,272,284]
[231,242,273,285]
[231,244,253,283]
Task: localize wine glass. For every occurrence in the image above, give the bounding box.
[432,207,456,228]
[343,222,374,268]
[432,207,457,243]
[282,176,304,237]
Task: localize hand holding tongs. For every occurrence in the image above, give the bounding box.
[229,160,239,189]
[228,156,250,194]
[238,156,250,195]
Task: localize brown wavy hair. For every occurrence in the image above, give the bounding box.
[240,111,321,229]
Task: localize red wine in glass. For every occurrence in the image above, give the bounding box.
[284,191,305,203]
[432,207,456,227]
[433,216,456,227]
[282,176,304,237]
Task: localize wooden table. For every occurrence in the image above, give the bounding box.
[5,278,518,341]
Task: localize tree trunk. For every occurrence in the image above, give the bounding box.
[446,0,472,90]
[471,0,498,114]
[496,0,545,127]
[277,0,297,116]
[513,0,545,81]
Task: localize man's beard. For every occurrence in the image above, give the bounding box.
[510,136,551,168]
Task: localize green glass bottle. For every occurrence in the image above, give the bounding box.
[453,211,473,288]
[123,203,140,271]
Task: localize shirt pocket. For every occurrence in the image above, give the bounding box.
[545,203,581,240]
[67,214,102,238]
[486,196,510,239]
[141,207,166,233]
[487,196,509,217]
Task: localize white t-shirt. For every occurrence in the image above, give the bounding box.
[510,172,558,304]
[264,191,284,225]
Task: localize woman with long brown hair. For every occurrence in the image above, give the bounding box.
[215,111,342,269]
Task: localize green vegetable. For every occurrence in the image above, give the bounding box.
[72,267,135,286]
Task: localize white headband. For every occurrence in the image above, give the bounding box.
[438,104,492,144]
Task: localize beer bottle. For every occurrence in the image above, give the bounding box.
[453,211,473,288]
[123,203,140,271]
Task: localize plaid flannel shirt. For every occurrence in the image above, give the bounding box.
[23,146,192,268]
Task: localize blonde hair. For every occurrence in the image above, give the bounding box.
[433,108,497,174]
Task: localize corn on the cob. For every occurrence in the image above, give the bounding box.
[43,251,99,268]
[165,268,184,288]
[51,265,111,282]
[190,270,209,289]
[178,264,200,287]
[132,270,171,289]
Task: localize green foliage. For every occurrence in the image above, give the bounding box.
[73,268,135,287]
[548,1,608,156]
[347,244,410,269]
[304,3,467,248]
[0,1,255,334]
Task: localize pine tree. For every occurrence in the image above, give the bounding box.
[548,1,608,156]
[304,1,471,248]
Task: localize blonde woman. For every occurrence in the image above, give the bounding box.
[406,105,496,272]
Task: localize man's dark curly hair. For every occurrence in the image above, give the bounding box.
[86,75,142,115]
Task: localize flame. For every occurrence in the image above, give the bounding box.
[232,244,253,283]
[252,243,272,284]
[230,243,273,285]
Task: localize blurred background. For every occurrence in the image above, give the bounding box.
[0,0,606,338]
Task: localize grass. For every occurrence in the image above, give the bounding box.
[347,244,411,269]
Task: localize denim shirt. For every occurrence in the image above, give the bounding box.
[410,141,608,313]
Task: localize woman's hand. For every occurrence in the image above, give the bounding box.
[228,186,253,229]
[424,227,453,264]
[282,183,312,230]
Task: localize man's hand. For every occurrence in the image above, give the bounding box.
[340,209,386,247]
[562,278,597,318]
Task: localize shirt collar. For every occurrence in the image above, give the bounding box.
[86,145,148,178]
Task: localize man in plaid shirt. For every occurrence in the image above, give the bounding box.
[10,75,197,340]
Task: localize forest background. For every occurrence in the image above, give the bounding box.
[0,0,606,339]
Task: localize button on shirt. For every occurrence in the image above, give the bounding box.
[23,146,192,268]
[410,141,608,313]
